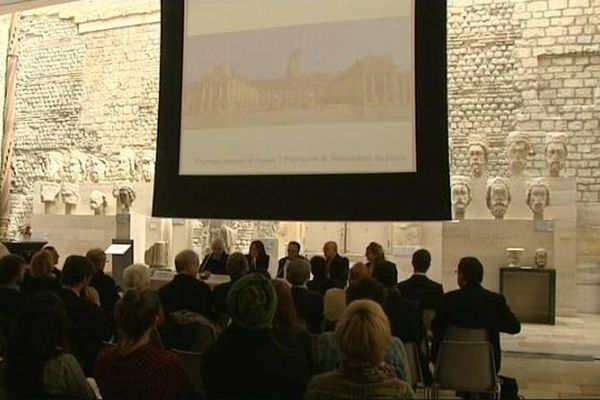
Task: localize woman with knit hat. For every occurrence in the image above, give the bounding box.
[203,273,309,399]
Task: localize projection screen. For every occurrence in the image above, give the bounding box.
[154,0,450,221]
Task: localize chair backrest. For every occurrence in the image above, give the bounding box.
[434,340,497,393]
[171,349,206,399]
[444,325,488,342]
[403,341,422,388]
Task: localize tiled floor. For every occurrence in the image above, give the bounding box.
[428,314,600,399]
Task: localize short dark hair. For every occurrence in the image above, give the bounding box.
[372,261,398,287]
[458,257,484,284]
[412,249,431,273]
[62,255,94,286]
[346,278,387,305]
[309,255,328,280]
[288,241,301,252]
[85,248,106,272]
[0,255,25,285]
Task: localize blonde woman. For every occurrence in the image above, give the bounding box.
[365,242,385,274]
[121,263,151,290]
[25,250,61,294]
[305,299,415,400]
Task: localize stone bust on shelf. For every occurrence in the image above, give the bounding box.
[450,176,472,220]
[89,190,108,216]
[526,178,550,221]
[506,131,531,177]
[61,182,80,215]
[534,248,547,268]
[486,177,511,220]
[467,134,489,178]
[545,132,568,178]
[40,183,61,205]
[113,185,136,214]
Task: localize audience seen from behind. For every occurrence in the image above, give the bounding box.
[158,249,213,318]
[203,273,308,399]
[0,254,28,322]
[58,255,110,376]
[213,251,248,326]
[246,239,270,274]
[305,299,415,400]
[307,255,333,295]
[200,238,229,275]
[271,279,312,371]
[5,292,96,399]
[365,241,386,274]
[431,256,521,372]
[323,256,350,328]
[349,261,371,284]
[398,249,444,311]
[43,245,63,280]
[95,289,193,399]
[277,240,302,278]
[87,248,120,335]
[121,263,151,291]
[317,278,411,383]
[286,257,324,334]
[25,249,61,294]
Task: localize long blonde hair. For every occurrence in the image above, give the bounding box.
[30,250,54,278]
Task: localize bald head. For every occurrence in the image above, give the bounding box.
[175,250,200,276]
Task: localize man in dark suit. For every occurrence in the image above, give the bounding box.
[86,248,120,335]
[323,241,349,286]
[213,252,248,326]
[287,258,323,334]
[431,257,521,372]
[159,249,213,319]
[58,255,110,376]
[43,245,63,281]
[200,239,229,275]
[276,241,302,279]
[398,248,444,310]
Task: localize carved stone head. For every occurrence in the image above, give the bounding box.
[450,176,472,220]
[486,177,511,219]
[66,153,86,182]
[113,151,135,181]
[467,134,488,178]
[136,151,155,182]
[112,185,136,213]
[60,182,80,205]
[526,178,550,221]
[506,131,531,177]
[534,248,547,268]
[40,183,61,204]
[41,152,64,181]
[545,132,568,177]
[89,190,108,215]
[87,157,108,183]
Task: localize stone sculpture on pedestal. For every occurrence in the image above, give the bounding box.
[89,190,108,216]
[526,178,550,221]
[506,131,531,177]
[534,248,547,268]
[545,132,568,178]
[450,176,472,220]
[467,134,489,178]
[506,247,524,267]
[60,183,80,215]
[40,183,61,214]
[486,177,511,220]
[113,185,136,214]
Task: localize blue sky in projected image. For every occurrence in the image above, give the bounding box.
[184,17,411,82]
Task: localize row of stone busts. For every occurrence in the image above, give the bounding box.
[450,176,550,221]
[40,182,136,215]
[39,149,155,184]
[464,131,567,179]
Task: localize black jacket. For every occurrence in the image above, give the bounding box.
[213,280,234,325]
[431,283,521,371]
[383,287,425,344]
[89,271,120,334]
[398,274,444,310]
[200,253,229,275]
[247,254,270,273]
[291,287,324,334]
[158,274,213,319]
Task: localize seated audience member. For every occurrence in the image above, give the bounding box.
[122,263,151,290]
[0,254,28,321]
[213,251,248,326]
[277,240,302,278]
[365,241,386,275]
[349,261,370,284]
[246,239,270,274]
[95,289,193,399]
[286,258,324,334]
[323,256,350,328]
[307,255,333,295]
[323,241,349,276]
[43,245,63,281]
[5,292,96,399]
[306,299,415,400]
[200,238,229,275]
[25,250,61,294]
[398,248,443,310]
[158,249,212,318]
[87,248,120,334]
[203,274,308,399]
[373,261,425,345]
[432,257,521,372]
[58,255,110,376]
[316,278,411,383]
[271,279,311,369]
